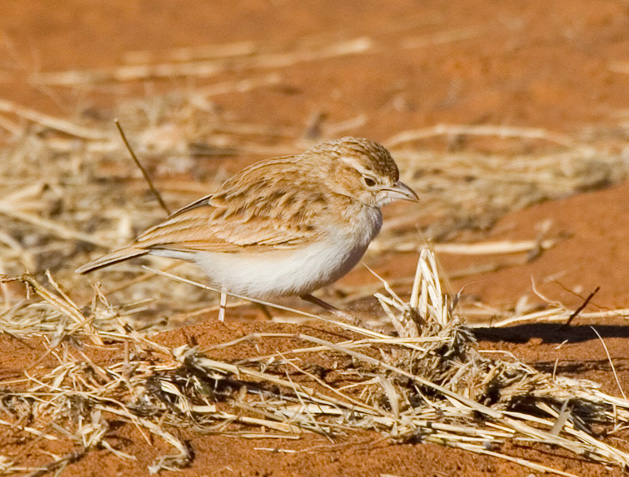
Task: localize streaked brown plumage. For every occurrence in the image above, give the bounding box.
[77,137,418,316]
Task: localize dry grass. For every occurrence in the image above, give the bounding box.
[2,31,629,476]
[1,250,629,476]
[1,80,629,327]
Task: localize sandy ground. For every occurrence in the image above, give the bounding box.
[1,1,629,476]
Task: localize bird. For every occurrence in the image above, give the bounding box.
[77,137,418,320]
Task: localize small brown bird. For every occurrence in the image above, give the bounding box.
[77,137,418,319]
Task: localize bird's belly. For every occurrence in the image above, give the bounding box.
[192,235,370,299]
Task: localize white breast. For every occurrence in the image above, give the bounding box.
[155,205,383,299]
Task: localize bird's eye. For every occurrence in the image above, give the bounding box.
[363,176,377,187]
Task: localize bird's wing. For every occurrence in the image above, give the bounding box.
[134,176,334,254]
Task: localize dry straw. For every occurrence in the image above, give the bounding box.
[1,249,629,476]
[1,28,629,475]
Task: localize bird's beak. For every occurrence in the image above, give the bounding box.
[385,181,419,202]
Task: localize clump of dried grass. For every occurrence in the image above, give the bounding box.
[2,90,629,331]
[2,32,629,475]
[2,53,629,325]
[1,249,629,476]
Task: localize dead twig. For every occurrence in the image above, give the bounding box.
[115,119,171,216]
[562,286,600,328]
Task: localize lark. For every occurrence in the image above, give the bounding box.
[77,137,418,320]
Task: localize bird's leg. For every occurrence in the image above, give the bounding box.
[300,293,357,323]
[254,302,274,319]
[218,292,227,322]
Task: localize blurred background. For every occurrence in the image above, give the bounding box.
[2,3,629,476]
[1,0,629,321]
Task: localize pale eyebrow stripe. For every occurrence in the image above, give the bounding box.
[338,155,371,175]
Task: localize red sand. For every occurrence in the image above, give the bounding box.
[1,1,629,475]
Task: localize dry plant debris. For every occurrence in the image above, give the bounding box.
[1,250,628,476]
[1,83,629,327]
[1,32,629,475]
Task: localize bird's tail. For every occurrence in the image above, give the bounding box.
[75,247,148,274]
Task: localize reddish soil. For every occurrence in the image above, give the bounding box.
[2,1,629,476]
